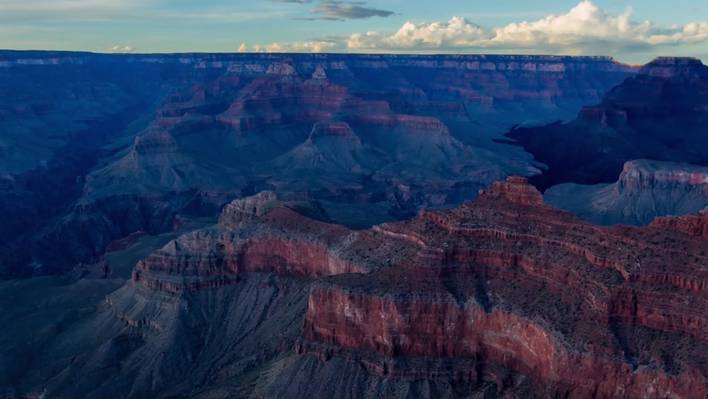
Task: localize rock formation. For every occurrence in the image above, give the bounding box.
[651,210,708,238]
[506,57,708,190]
[80,177,707,398]
[545,160,708,225]
[0,52,636,276]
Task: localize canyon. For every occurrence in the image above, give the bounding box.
[0,51,635,277]
[2,52,708,398]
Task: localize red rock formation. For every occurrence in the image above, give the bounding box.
[132,193,404,294]
[651,211,708,239]
[303,178,706,398]
[477,176,544,206]
[132,177,708,397]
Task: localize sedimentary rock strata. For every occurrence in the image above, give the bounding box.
[129,177,708,398]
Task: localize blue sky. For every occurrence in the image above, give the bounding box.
[1,1,707,63]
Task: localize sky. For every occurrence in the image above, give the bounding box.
[1,0,707,64]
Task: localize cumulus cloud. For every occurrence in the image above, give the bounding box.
[481,1,708,53]
[347,17,487,50]
[262,1,708,55]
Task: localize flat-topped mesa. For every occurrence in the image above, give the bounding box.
[308,122,358,141]
[640,57,707,79]
[618,160,708,189]
[651,210,708,239]
[218,191,278,228]
[478,176,544,206]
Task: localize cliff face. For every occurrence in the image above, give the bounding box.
[545,159,708,225]
[131,192,417,294]
[506,57,708,190]
[296,178,708,398]
[84,177,706,398]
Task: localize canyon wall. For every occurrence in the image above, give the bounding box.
[100,177,708,398]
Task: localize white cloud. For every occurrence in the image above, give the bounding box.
[480,0,708,53]
[109,45,135,53]
[347,16,487,50]
[248,41,338,53]
[259,1,708,55]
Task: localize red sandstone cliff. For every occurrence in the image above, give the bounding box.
[651,211,708,239]
[130,177,708,398]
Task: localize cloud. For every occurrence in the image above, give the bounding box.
[275,0,393,21]
[108,45,135,53]
[314,1,394,20]
[347,16,487,50]
[481,1,708,53]
[242,41,338,53]
[259,1,708,55]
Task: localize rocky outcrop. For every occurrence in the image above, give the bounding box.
[478,176,544,206]
[218,191,278,228]
[640,56,706,78]
[651,211,708,238]
[506,57,708,190]
[131,193,411,294]
[545,160,708,225]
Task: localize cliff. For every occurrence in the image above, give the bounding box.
[545,159,708,225]
[651,211,708,238]
[119,177,708,398]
